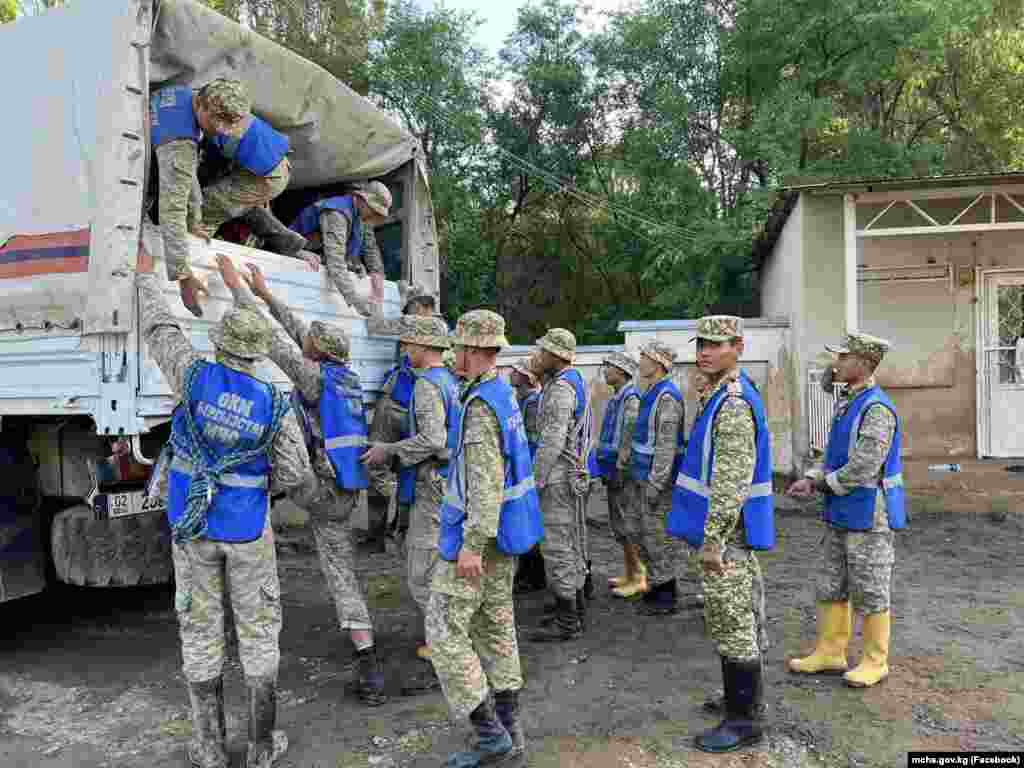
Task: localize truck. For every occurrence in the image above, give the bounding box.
[0,0,439,603]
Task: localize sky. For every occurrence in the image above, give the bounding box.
[419,0,631,55]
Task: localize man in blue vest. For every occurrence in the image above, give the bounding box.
[527,328,594,642]
[289,182,393,316]
[238,260,388,708]
[362,316,457,667]
[595,351,645,596]
[667,316,774,753]
[787,331,903,689]
[136,256,311,768]
[621,341,686,614]
[510,359,547,595]
[428,309,541,766]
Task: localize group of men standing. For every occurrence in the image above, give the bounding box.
[143,75,906,768]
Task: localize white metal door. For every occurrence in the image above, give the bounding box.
[983,271,1024,457]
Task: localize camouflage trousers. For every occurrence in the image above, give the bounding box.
[199,157,290,240]
[407,474,443,617]
[818,526,894,614]
[155,140,202,281]
[605,481,634,544]
[703,546,766,662]
[171,523,282,683]
[426,549,523,721]
[289,473,373,631]
[539,482,587,601]
[634,483,686,587]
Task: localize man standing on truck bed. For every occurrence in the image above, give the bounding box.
[135,257,310,768]
[289,182,393,316]
[150,78,303,318]
[236,258,389,707]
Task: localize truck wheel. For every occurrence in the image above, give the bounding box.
[50,505,173,587]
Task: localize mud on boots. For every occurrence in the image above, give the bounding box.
[446,696,515,768]
[185,677,228,768]
[244,675,289,768]
[526,595,582,642]
[353,645,388,706]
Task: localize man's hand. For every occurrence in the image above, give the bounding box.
[303,252,320,272]
[456,549,483,586]
[370,272,385,304]
[700,541,724,575]
[217,254,243,291]
[244,262,272,302]
[787,478,815,498]
[189,222,211,245]
[179,275,209,318]
[361,443,393,467]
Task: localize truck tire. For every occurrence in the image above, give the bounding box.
[50,505,173,587]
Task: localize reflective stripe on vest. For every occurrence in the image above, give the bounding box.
[150,86,201,147]
[438,376,543,560]
[667,371,775,550]
[167,362,274,543]
[823,387,906,531]
[398,366,460,506]
[596,383,639,477]
[289,195,362,263]
[320,363,370,490]
[630,377,684,482]
[211,116,289,176]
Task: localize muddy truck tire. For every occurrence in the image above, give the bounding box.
[51,505,173,587]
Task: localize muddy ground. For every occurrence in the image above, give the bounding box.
[2,493,1023,768]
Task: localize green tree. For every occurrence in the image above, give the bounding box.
[1,0,16,23]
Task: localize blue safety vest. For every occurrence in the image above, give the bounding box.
[397,366,460,505]
[167,362,275,543]
[438,376,543,560]
[290,195,362,264]
[595,384,640,478]
[630,377,684,483]
[150,86,201,147]
[210,116,289,177]
[315,363,370,490]
[823,386,906,531]
[668,372,774,550]
[520,390,540,459]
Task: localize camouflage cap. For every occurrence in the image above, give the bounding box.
[399,315,451,349]
[603,350,638,379]
[640,340,676,371]
[536,328,577,364]
[309,320,351,363]
[442,347,457,371]
[353,181,393,218]
[690,315,744,343]
[198,78,251,124]
[826,331,891,367]
[209,306,271,360]
[452,309,509,349]
[511,359,539,386]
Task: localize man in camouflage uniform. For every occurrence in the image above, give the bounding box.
[788,332,904,689]
[362,316,455,666]
[509,360,546,594]
[623,341,686,613]
[672,316,773,753]
[527,329,592,642]
[238,260,387,707]
[363,283,440,552]
[136,256,310,768]
[427,309,529,766]
[288,182,392,316]
[597,352,645,596]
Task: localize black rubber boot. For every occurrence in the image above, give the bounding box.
[638,579,678,616]
[583,560,595,600]
[355,646,388,706]
[694,656,765,753]
[514,546,547,594]
[364,494,391,554]
[244,676,288,768]
[242,207,307,256]
[494,689,526,758]
[575,589,587,633]
[185,677,227,768]
[445,697,514,768]
[527,597,582,642]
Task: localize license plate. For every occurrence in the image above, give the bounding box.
[93,491,166,520]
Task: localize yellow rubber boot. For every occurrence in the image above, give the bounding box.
[416,644,432,661]
[608,544,633,588]
[612,550,648,599]
[788,601,852,674]
[844,611,890,688]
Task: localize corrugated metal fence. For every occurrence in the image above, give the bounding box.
[807,369,840,453]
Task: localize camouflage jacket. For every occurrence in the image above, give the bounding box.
[533,368,584,489]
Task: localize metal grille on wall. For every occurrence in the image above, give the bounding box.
[807,370,840,453]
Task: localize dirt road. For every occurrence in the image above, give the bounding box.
[2,496,1023,768]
